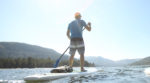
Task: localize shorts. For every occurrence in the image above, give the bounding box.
[69,38,85,55]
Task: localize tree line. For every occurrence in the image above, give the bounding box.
[0,57,95,68]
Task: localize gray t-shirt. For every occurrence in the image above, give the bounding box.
[68,19,86,39]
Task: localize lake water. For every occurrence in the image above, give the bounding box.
[0,66,150,83]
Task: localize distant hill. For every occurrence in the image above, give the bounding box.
[115,59,141,66]
[0,42,68,61]
[85,56,115,66]
[1,42,145,67]
[0,42,94,68]
[130,56,150,66]
[85,56,141,66]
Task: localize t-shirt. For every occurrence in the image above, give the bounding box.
[68,19,86,39]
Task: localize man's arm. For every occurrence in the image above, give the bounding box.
[85,22,91,31]
[66,29,71,40]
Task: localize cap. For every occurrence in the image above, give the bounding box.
[75,12,81,18]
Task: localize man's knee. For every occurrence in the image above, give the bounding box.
[70,54,75,57]
[69,48,76,55]
[78,47,85,55]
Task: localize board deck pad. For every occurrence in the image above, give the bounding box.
[24,68,98,81]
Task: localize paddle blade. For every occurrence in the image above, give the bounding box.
[53,59,60,68]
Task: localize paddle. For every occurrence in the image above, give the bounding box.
[53,47,69,68]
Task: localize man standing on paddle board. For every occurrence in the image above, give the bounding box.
[67,12,91,72]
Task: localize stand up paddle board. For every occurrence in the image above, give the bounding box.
[144,67,150,76]
[24,68,98,81]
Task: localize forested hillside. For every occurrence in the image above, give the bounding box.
[0,42,94,68]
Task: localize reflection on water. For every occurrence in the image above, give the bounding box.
[0,67,150,83]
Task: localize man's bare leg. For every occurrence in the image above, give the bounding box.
[80,54,85,71]
[69,54,75,68]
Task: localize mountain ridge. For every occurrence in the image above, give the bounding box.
[85,56,141,66]
[1,42,147,67]
[130,56,150,66]
[0,42,94,68]
[0,42,68,60]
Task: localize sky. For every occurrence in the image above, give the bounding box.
[0,0,150,61]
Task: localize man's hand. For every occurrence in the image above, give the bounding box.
[85,22,91,31]
[67,29,71,40]
[88,22,91,27]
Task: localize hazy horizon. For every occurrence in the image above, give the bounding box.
[0,0,150,61]
[0,41,143,61]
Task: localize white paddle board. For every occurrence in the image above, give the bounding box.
[144,67,150,76]
[24,68,98,81]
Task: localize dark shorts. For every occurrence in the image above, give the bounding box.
[69,38,85,55]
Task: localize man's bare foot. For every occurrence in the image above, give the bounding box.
[81,68,87,72]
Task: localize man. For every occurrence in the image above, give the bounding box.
[67,12,91,72]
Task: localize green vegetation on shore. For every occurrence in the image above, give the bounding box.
[0,42,95,68]
[0,57,95,68]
